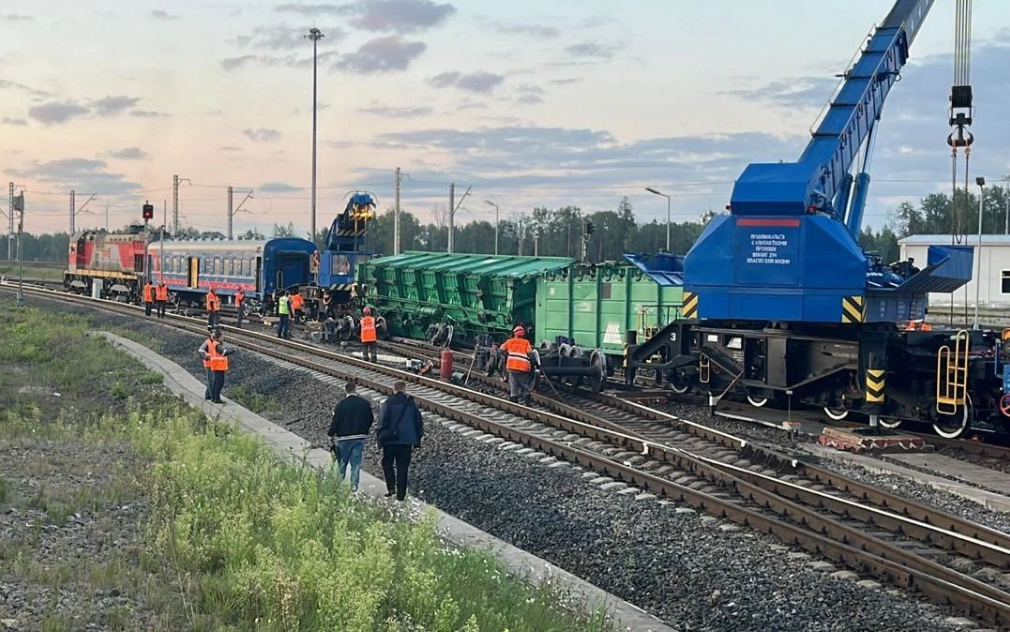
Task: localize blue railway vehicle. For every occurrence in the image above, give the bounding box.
[149,236,319,308]
[319,192,377,303]
[627,0,1010,439]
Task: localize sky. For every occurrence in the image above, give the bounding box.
[2,0,1010,239]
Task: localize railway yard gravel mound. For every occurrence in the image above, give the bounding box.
[46,298,1010,632]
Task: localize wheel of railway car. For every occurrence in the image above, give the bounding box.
[823,406,849,421]
[666,370,691,394]
[376,317,388,340]
[746,390,770,407]
[878,417,902,429]
[933,397,971,439]
[587,350,607,393]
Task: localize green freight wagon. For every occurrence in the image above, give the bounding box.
[357,251,576,343]
[535,263,683,355]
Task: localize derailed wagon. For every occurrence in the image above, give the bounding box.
[357,251,683,391]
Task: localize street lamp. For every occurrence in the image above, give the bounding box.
[484,200,499,255]
[975,176,985,329]
[645,187,671,252]
[305,27,324,245]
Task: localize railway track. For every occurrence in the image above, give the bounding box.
[6,283,1010,628]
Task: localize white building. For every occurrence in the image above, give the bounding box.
[899,234,1010,311]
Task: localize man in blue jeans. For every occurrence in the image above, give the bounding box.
[327,381,374,492]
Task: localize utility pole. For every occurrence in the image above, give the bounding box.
[306,27,324,246]
[447,183,470,254]
[105,204,109,232]
[448,183,454,253]
[1003,175,1010,234]
[975,176,986,329]
[394,167,402,254]
[13,189,24,305]
[70,190,76,235]
[161,200,166,283]
[229,188,254,241]
[517,218,524,256]
[484,200,499,255]
[7,182,13,261]
[173,175,179,235]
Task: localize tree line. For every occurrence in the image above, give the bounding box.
[2,189,1006,266]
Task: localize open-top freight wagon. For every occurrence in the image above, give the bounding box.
[356,251,683,390]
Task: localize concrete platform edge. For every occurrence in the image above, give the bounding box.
[92,331,678,632]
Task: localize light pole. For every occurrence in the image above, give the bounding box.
[974,176,985,329]
[484,200,499,255]
[305,27,324,246]
[645,187,671,252]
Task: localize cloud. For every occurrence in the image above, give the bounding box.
[220,146,244,151]
[2,117,27,126]
[150,10,179,20]
[221,55,259,71]
[517,94,543,105]
[565,43,616,59]
[358,103,433,118]
[547,77,583,86]
[244,128,282,142]
[93,95,141,117]
[336,35,426,73]
[5,158,140,195]
[428,70,504,93]
[429,71,460,88]
[130,109,169,118]
[28,101,90,125]
[721,77,838,109]
[280,0,454,33]
[487,21,559,38]
[2,14,32,21]
[259,182,302,192]
[0,79,52,98]
[105,147,151,160]
[237,24,345,51]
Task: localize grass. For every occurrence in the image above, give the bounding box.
[0,262,67,282]
[227,385,277,414]
[0,297,615,632]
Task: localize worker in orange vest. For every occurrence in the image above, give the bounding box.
[142,280,154,316]
[500,325,535,405]
[206,329,233,404]
[235,288,246,328]
[155,282,169,319]
[290,291,305,324]
[205,288,220,329]
[198,331,216,400]
[360,307,378,362]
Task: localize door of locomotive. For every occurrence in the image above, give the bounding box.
[187,257,199,288]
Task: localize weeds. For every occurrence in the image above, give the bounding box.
[139,370,165,385]
[0,476,10,504]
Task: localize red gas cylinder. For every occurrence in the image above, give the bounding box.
[440,348,454,380]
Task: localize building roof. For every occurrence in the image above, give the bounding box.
[899,234,1010,246]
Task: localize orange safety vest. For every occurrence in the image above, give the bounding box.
[502,337,533,373]
[906,321,933,331]
[202,337,213,368]
[206,292,220,312]
[143,284,153,302]
[360,316,377,343]
[291,293,304,310]
[155,285,168,301]
[235,290,244,306]
[209,340,229,372]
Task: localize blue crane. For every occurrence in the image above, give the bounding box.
[682,0,973,325]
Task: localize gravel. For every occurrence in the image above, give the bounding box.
[28,297,1000,632]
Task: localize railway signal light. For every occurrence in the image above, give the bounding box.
[142,201,154,221]
[585,221,595,237]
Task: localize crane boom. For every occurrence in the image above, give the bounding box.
[729,0,934,226]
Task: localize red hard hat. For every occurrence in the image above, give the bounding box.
[513,325,525,335]
[363,307,371,315]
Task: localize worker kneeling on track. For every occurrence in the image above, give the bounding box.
[501,325,536,406]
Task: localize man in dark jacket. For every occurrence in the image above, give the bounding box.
[376,380,424,501]
[327,382,375,492]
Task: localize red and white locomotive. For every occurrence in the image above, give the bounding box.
[66,226,147,300]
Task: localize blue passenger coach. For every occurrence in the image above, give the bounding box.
[149,237,318,306]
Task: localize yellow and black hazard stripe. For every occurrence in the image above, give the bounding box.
[841,295,865,324]
[865,369,885,403]
[682,291,698,319]
[334,228,368,237]
[329,284,356,291]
